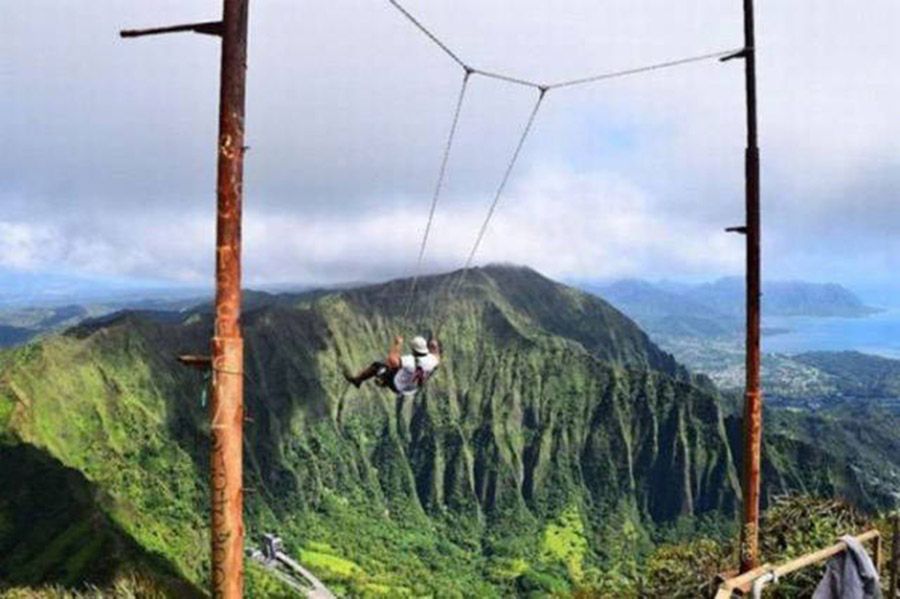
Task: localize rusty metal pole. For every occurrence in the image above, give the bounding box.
[210,0,249,597]
[738,0,763,574]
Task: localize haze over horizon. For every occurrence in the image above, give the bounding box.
[4,264,899,312]
[3,1,899,298]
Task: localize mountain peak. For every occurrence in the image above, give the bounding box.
[329,264,684,378]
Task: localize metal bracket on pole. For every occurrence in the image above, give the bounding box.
[726,225,748,234]
[120,21,224,39]
[720,47,751,62]
[177,354,213,370]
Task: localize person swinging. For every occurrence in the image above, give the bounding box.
[344,335,441,397]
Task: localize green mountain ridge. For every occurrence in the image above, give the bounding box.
[0,301,201,349]
[0,265,890,596]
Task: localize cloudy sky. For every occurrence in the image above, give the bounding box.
[1,1,899,300]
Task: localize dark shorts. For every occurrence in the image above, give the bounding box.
[371,361,400,392]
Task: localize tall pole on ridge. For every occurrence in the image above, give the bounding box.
[210,0,249,596]
[738,0,762,573]
[120,1,249,596]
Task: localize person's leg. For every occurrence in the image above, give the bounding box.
[344,362,384,388]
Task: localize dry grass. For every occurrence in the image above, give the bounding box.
[0,574,169,599]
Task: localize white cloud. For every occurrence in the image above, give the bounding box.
[0,212,212,283]
[1,0,898,288]
[476,167,741,279]
[0,221,59,270]
[235,165,741,285]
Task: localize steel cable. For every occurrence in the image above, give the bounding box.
[547,48,743,89]
[471,67,542,90]
[386,0,468,68]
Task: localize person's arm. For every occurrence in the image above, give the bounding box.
[387,335,403,368]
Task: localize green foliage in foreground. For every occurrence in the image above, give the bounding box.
[0,574,170,599]
[8,496,888,598]
[610,495,890,598]
[1,564,306,599]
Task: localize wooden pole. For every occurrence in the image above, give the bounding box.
[738,0,763,574]
[210,0,249,597]
[890,514,899,598]
[119,4,249,596]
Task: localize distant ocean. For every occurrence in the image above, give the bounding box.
[763,309,900,359]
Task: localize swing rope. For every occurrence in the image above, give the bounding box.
[449,87,546,298]
[429,88,546,339]
[385,0,741,330]
[385,0,740,92]
[403,69,472,319]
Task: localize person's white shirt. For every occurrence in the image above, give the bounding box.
[393,353,440,396]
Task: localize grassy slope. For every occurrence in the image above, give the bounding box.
[0,327,207,581]
[0,266,748,596]
[0,443,203,597]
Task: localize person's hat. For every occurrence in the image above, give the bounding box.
[410,336,429,356]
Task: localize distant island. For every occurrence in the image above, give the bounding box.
[583,277,878,341]
[684,277,879,318]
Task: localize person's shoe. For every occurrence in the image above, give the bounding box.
[342,367,361,389]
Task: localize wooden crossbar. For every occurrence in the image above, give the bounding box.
[714,529,881,598]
